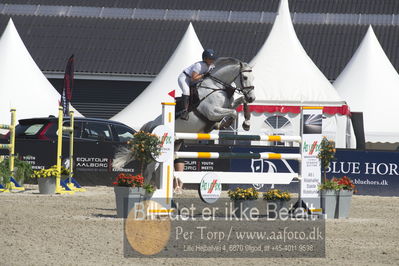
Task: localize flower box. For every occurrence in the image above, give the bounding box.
[337,189,353,219]
[114,186,145,218]
[321,190,338,219]
[38,177,56,194]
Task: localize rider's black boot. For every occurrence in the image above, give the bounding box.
[181,95,190,120]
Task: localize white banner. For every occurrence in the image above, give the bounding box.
[300,108,323,211]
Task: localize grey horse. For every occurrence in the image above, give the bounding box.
[114,57,255,188]
[141,57,255,133]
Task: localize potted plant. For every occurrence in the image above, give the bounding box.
[318,137,336,182]
[263,189,291,218]
[113,131,160,218]
[228,187,259,218]
[113,173,155,218]
[335,176,356,218]
[31,165,59,194]
[0,157,33,186]
[318,179,340,219]
[128,131,162,175]
[317,137,338,219]
[0,157,11,190]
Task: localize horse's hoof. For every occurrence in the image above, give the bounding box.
[242,121,250,131]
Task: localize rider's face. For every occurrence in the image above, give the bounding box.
[205,58,215,65]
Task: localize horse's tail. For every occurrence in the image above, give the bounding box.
[113,146,135,169]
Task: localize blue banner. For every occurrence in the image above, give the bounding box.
[229,146,399,196]
[327,149,398,196]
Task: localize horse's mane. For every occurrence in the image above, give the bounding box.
[213,57,242,71]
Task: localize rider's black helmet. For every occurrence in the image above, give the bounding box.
[202,49,217,61]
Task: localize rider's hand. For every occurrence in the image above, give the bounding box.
[203,72,210,78]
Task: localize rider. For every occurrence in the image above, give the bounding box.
[178,49,217,120]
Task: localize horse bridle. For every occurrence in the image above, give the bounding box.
[205,62,254,100]
[237,62,255,98]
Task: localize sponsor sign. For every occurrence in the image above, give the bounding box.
[152,125,174,163]
[199,173,222,204]
[300,108,323,211]
[326,149,399,196]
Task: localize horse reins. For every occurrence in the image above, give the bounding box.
[200,63,254,99]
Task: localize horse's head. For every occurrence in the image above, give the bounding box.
[235,62,255,103]
[211,58,256,103]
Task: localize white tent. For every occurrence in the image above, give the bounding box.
[250,0,343,105]
[334,26,399,146]
[237,0,352,148]
[112,23,204,130]
[0,19,82,127]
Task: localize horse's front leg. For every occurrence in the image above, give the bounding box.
[231,96,246,109]
[208,107,237,130]
[230,97,251,131]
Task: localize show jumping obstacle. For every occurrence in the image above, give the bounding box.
[56,107,85,194]
[0,109,24,192]
[151,103,322,213]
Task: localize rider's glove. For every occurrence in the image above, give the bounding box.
[203,72,210,78]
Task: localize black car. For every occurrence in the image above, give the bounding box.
[15,116,135,143]
[0,116,138,186]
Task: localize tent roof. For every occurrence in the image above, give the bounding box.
[250,0,344,106]
[0,19,81,126]
[334,26,399,143]
[112,23,203,129]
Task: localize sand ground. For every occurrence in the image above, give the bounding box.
[0,185,398,266]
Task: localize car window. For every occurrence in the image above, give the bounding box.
[16,123,45,137]
[63,121,83,138]
[113,125,135,142]
[82,122,112,141]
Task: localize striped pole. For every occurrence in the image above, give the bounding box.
[175,151,301,161]
[175,132,301,142]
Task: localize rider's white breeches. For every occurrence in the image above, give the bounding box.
[178,73,190,96]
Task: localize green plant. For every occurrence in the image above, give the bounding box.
[263,189,291,201]
[0,156,11,187]
[127,131,162,175]
[14,158,33,184]
[0,156,33,186]
[143,183,156,194]
[31,165,60,179]
[317,137,336,182]
[228,187,259,200]
[318,178,340,191]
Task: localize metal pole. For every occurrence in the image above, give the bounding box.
[69,110,74,184]
[56,107,63,194]
[9,109,16,180]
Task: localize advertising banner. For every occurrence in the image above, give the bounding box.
[13,139,138,186]
[229,146,300,192]
[180,144,231,172]
[300,107,323,211]
[327,149,399,196]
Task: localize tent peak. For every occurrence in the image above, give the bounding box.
[334,23,399,142]
[112,21,204,129]
[249,0,343,104]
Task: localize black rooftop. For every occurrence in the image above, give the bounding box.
[2,14,399,80]
[3,0,399,14]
